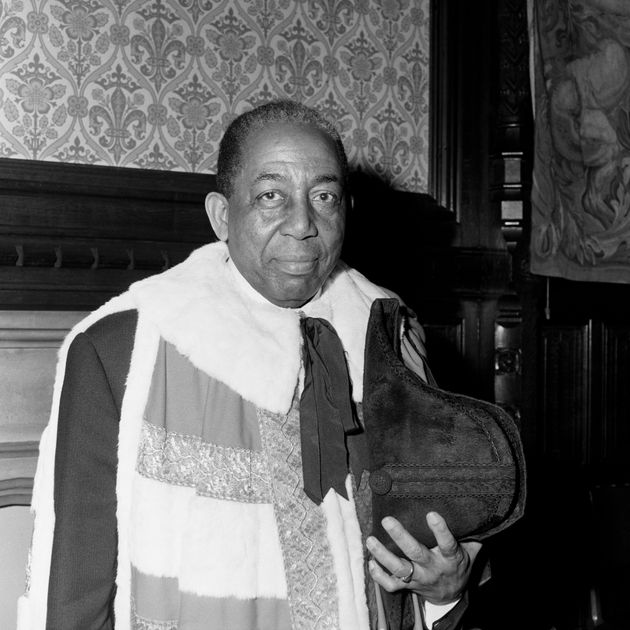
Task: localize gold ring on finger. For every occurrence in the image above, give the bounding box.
[399,559,414,584]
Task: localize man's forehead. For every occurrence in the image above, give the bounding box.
[243,121,337,153]
[241,126,342,172]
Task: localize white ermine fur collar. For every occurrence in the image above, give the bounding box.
[130,241,389,413]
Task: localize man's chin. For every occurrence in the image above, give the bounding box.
[266,278,323,309]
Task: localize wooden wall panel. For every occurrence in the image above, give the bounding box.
[541,324,592,464]
[534,282,630,471]
[600,323,630,465]
[0,311,84,506]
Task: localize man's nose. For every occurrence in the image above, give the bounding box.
[282,195,318,238]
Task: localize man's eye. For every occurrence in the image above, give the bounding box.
[256,191,284,207]
[313,192,339,205]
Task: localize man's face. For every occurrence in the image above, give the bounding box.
[222,122,347,308]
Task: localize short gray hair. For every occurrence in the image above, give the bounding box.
[216,100,348,198]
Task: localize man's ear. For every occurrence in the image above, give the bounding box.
[205,192,229,242]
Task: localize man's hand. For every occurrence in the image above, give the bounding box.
[366,512,481,605]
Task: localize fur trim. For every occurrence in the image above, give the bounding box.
[321,477,370,630]
[178,495,288,599]
[128,476,288,599]
[129,475,196,577]
[129,243,302,415]
[341,477,372,628]
[315,265,392,402]
[114,314,161,629]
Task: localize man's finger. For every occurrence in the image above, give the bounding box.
[461,540,483,563]
[368,559,403,593]
[381,516,430,564]
[366,534,408,575]
[426,512,459,558]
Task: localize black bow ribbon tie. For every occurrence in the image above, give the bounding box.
[299,316,360,505]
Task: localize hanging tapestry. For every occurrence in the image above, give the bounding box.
[529,0,630,283]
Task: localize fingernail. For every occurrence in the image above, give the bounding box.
[366,536,375,549]
[427,512,439,525]
[382,516,395,529]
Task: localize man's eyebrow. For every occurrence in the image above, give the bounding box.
[312,174,341,185]
[254,172,285,183]
[253,172,342,185]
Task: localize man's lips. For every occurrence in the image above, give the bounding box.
[274,257,318,274]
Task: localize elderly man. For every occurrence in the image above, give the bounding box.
[19,100,480,630]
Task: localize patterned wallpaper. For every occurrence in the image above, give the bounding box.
[0,0,430,192]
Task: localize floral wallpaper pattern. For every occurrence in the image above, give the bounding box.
[529,0,630,283]
[0,0,430,191]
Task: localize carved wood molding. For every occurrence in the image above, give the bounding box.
[0,157,213,202]
[0,478,35,508]
[0,159,213,308]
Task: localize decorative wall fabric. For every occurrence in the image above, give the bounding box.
[0,0,430,192]
[529,0,630,283]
